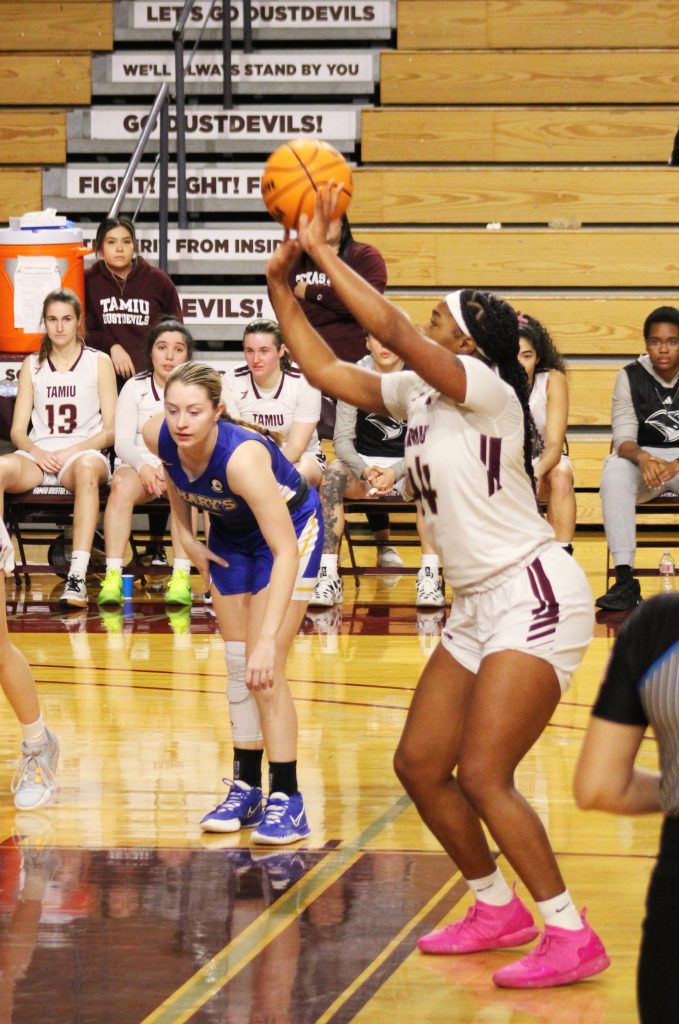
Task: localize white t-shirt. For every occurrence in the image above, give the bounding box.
[381,356,554,592]
[115,370,163,471]
[28,346,105,450]
[221,364,322,458]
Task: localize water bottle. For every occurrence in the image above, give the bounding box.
[659,549,676,591]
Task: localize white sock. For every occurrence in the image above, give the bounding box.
[70,550,90,577]
[421,553,440,571]
[105,559,123,573]
[173,558,191,573]
[320,553,338,575]
[21,715,47,751]
[465,868,513,907]
[537,890,583,930]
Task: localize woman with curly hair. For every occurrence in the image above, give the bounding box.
[517,313,576,552]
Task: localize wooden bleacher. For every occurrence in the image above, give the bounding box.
[0,167,41,218]
[396,0,679,50]
[351,168,679,225]
[353,228,679,288]
[0,0,112,219]
[361,107,678,163]
[0,53,91,106]
[380,50,679,106]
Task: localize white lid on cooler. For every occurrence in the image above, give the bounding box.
[0,209,83,245]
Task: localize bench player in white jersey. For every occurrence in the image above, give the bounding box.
[265,187,609,991]
[517,312,576,553]
[0,288,116,608]
[98,319,196,609]
[221,319,324,488]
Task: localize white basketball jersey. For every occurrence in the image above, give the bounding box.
[381,356,554,592]
[528,370,548,446]
[124,372,163,452]
[221,364,322,456]
[28,346,104,451]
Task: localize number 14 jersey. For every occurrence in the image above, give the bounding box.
[381,355,554,593]
[27,346,105,450]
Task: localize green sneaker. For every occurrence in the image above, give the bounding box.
[165,569,192,606]
[98,568,123,606]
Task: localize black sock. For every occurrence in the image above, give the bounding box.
[615,564,634,584]
[269,760,298,797]
[233,748,263,789]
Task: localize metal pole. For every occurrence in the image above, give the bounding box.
[222,0,232,109]
[174,34,187,228]
[159,98,170,272]
[243,0,253,53]
[108,83,170,218]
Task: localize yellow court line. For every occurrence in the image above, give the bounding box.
[141,793,412,1024]
[315,869,463,1023]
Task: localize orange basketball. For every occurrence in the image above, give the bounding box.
[261,138,353,231]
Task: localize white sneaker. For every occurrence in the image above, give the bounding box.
[12,729,60,810]
[416,567,445,608]
[376,545,404,569]
[310,567,343,607]
[59,573,88,608]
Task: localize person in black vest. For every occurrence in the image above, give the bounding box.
[310,333,444,610]
[596,306,679,610]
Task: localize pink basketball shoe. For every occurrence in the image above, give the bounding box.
[417,890,539,955]
[492,909,610,989]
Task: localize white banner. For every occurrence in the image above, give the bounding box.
[80,227,284,261]
[66,167,263,200]
[180,292,275,324]
[89,106,358,142]
[110,50,374,85]
[132,2,392,30]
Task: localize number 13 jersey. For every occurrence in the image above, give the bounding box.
[381,355,554,593]
[27,346,105,450]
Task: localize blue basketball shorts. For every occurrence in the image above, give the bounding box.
[207,491,323,600]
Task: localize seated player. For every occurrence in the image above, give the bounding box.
[98,320,196,606]
[221,319,324,488]
[0,288,116,607]
[311,333,444,609]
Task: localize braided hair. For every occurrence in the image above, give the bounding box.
[459,289,536,488]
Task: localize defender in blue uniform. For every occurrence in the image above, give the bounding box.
[144,361,322,845]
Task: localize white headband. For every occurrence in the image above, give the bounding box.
[444,291,489,360]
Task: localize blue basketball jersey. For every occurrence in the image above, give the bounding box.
[158,417,306,537]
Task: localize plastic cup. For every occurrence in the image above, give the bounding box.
[122,574,134,598]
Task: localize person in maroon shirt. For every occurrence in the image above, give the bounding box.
[85,216,183,379]
[287,216,390,551]
[86,216,183,565]
[288,216,387,363]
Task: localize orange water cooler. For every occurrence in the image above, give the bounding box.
[0,216,91,354]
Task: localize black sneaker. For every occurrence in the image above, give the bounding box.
[595,577,642,611]
[146,545,169,568]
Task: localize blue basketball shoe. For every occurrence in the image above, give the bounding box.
[199,779,264,833]
[251,791,311,845]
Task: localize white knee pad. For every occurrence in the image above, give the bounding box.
[225,641,263,743]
